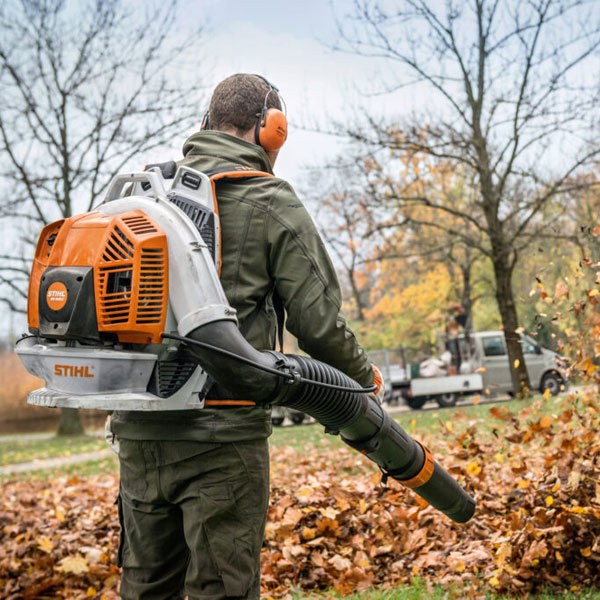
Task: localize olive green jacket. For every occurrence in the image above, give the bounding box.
[112,131,373,442]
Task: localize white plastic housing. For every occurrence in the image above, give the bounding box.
[16,168,234,411]
[17,341,156,394]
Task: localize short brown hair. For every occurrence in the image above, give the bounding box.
[208,73,282,134]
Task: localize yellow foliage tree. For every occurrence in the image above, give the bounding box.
[358,263,454,352]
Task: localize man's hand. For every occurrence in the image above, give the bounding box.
[369,364,385,404]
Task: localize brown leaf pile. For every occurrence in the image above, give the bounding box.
[0,393,599,598]
[0,475,120,599]
[262,393,600,597]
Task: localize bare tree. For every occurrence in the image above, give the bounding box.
[0,0,209,433]
[335,0,600,394]
[309,157,381,322]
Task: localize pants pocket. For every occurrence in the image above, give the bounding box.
[118,440,148,499]
[201,484,259,598]
[232,440,270,518]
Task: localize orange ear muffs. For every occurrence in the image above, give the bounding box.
[255,107,287,152]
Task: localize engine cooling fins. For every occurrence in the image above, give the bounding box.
[147,346,198,399]
[166,193,217,260]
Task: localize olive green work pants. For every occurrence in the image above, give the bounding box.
[117,438,270,600]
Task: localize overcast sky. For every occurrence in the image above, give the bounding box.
[177,0,406,187]
[4,0,399,338]
[4,0,594,337]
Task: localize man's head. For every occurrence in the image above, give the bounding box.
[205,73,287,165]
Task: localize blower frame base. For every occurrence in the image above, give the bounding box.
[26,387,205,411]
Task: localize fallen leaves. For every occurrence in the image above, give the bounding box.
[466,461,482,475]
[261,392,600,597]
[37,536,54,553]
[489,406,513,421]
[555,281,570,300]
[57,555,89,575]
[0,474,120,599]
[1,391,599,598]
[521,540,549,568]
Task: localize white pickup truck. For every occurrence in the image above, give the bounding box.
[373,331,567,409]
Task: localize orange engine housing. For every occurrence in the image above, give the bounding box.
[28,210,169,344]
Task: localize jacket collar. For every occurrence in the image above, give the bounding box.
[182,131,274,175]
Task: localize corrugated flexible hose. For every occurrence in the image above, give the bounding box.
[168,321,475,523]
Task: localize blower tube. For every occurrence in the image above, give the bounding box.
[180,321,476,523]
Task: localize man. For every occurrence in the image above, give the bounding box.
[111,73,381,600]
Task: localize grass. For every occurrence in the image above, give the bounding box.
[0,454,119,482]
[0,433,106,466]
[290,580,600,599]
[0,388,579,479]
[271,418,339,450]
[392,391,570,433]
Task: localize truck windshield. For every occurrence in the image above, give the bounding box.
[482,336,506,356]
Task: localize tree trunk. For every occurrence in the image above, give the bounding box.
[57,407,85,436]
[459,263,474,333]
[492,257,531,395]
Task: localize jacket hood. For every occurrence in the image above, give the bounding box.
[182,131,274,175]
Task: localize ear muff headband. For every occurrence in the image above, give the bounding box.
[201,110,210,131]
[253,76,287,151]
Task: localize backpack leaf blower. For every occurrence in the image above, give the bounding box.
[15,166,475,523]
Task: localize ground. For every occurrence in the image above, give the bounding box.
[0,391,599,599]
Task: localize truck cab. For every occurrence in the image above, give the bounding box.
[472,331,565,395]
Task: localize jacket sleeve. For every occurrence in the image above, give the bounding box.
[266,180,374,387]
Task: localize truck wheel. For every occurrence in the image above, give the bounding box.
[271,417,284,426]
[436,393,458,408]
[291,412,305,425]
[541,372,562,396]
[406,396,427,410]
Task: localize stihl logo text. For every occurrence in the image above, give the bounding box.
[54,364,95,378]
[46,282,68,311]
[47,291,66,299]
